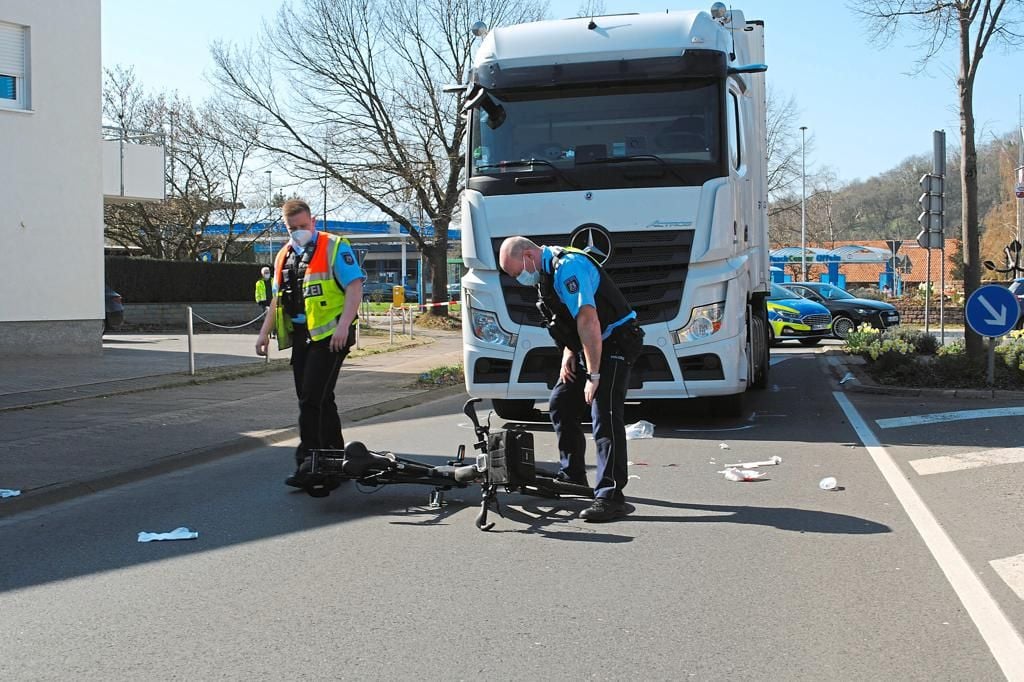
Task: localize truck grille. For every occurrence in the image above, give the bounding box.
[492,230,694,326]
[802,314,832,327]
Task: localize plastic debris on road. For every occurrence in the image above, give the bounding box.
[0,489,21,498]
[718,467,766,482]
[819,477,839,491]
[718,443,730,450]
[724,455,782,468]
[628,475,641,480]
[138,527,199,543]
[625,420,654,440]
[839,372,855,385]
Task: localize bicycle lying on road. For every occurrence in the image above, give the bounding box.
[302,398,593,531]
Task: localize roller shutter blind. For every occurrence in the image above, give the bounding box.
[0,21,26,103]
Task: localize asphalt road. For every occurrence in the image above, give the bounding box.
[2,342,1022,680]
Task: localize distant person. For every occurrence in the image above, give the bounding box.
[255,266,273,310]
[881,284,893,298]
[255,199,364,489]
[498,236,644,522]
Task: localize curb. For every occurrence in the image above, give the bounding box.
[822,351,1024,400]
[0,383,467,519]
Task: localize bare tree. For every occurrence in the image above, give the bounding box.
[210,0,547,315]
[102,67,274,261]
[853,0,1024,359]
[575,0,606,18]
[766,87,804,202]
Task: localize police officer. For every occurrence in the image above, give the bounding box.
[255,200,364,488]
[499,236,644,522]
[255,266,273,309]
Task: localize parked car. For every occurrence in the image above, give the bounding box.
[766,283,833,346]
[783,282,900,339]
[361,282,419,304]
[447,282,461,301]
[104,285,124,331]
[1008,278,1024,330]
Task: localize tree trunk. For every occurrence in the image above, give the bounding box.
[427,221,450,317]
[959,14,983,361]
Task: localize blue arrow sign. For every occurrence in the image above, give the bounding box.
[965,284,1021,337]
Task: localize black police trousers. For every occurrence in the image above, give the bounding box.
[290,322,354,463]
[549,349,631,501]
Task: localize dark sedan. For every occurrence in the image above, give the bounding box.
[784,282,900,339]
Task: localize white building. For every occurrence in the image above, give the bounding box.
[0,0,162,355]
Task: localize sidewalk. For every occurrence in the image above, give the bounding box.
[0,328,465,517]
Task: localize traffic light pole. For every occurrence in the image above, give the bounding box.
[917,130,946,338]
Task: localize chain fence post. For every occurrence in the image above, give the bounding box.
[186,306,196,376]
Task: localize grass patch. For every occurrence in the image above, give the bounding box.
[415,364,464,387]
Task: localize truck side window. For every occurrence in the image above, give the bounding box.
[727,91,741,171]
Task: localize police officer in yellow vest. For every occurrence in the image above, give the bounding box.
[254,266,272,309]
[256,199,364,488]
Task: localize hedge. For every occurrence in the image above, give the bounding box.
[105,256,266,303]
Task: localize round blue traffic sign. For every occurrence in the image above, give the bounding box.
[964,284,1021,337]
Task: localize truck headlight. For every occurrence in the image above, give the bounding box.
[672,302,725,344]
[470,307,517,347]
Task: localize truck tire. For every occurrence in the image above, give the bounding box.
[750,304,770,390]
[491,399,543,422]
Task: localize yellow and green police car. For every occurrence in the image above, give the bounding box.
[767,283,833,346]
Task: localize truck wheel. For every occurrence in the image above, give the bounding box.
[750,307,770,390]
[832,316,855,339]
[491,399,543,422]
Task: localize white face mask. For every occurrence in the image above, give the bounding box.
[516,255,540,287]
[289,229,313,247]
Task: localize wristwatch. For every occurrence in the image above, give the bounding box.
[586,373,600,381]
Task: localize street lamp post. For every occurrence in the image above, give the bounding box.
[800,125,808,282]
[265,170,273,261]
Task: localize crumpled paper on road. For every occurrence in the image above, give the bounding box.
[137,527,199,543]
[0,489,21,498]
[718,467,767,482]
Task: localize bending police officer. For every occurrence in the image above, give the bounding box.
[499,237,644,522]
[256,200,364,488]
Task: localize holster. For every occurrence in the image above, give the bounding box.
[608,322,645,365]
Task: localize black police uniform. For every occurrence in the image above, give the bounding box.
[537,247,644,502]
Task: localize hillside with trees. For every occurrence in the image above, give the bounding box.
[769,128,1021,270]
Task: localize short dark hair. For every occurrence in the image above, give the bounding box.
[282,199,311,219]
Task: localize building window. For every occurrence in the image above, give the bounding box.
[0,21,29,111]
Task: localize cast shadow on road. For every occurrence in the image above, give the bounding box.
[625,496,891,534]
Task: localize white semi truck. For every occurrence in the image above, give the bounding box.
[459,4,770,419]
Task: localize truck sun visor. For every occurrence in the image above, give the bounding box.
[471,50,727,91]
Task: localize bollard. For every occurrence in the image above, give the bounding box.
[389,307,394,345]
[186,306,196,376]
[355,320,361,350]
[409,305,414,339]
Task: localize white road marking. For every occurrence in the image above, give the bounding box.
[909,447,1024,476]
[770,356,792,366]
[876,407,1024,430]
[834,392,1024,681]
[991,554,1024,601]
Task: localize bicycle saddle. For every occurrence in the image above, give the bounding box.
[341,441,396,476]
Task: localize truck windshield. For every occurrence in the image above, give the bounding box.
[468,80,724,195]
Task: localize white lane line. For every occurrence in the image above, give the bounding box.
[991,554,1024,601]
[834,392,1024,681]
[877,407,1024,430]
[910,447,1024,476]
[769,356,791,366]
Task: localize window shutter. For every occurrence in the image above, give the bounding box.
[0,22,26,78]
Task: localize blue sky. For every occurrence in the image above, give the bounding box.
[102,0,1020,184]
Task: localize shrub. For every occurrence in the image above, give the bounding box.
[843,323,882,356]
[884,327,939,355]
[996,336,1024,377]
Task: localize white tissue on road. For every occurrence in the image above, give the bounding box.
[628,475,641,480]
[625,420,654,440]
[718,443,730,450]
[138,527,199,543]
[0,489,21,498]
[718,468,766,482]
[724,455,782,468]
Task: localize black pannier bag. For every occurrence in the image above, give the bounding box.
[484,428,536,486]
